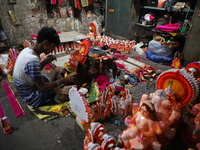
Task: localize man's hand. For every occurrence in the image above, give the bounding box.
[45,54,57,64]
[64,72,78,83]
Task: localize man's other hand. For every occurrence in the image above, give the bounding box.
[64,72,78,83]
[45,54,57,64]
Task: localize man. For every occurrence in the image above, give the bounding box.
[0,24,7,81]
[0,30,7,45]
[13,26,77,107]
[0,25,7,52]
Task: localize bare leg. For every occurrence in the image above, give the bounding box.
[57,94,69,102]
[54,85,77,102]
[45,67,66,81]
[54,85,75,95]
[54,86,72,95]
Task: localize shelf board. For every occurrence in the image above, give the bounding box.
[140,6,165,11]
[136,23,155,28]
[140,6,194,13]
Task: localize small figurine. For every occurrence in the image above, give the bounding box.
[91,122,106,145]
[100,103,106,120]
[112,96,120,116]
[52,9,60,19]
[105,101,112,118]
[150,89,181,140]
[105,91,113,103]
[91,104,99,121]
[0,116,12,134]
[101,134,116,150]
[88,26,95,39]
[126,101,133,116]
[84,133,92,150]
[181,103,200,150]
[88,143,101,150]
[125,94,133,116]
[119,96,127,119]
[120,90,127,99]
[171,58,181,69]
[65,50,81,72]
[84,122,117,150]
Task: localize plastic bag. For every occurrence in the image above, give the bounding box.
[146,50,174,63]
[148,40,173,57]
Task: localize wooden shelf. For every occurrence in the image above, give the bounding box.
[140,6,194,13]
[140,6,165,11]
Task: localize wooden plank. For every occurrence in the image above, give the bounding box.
[115,59,139,73]
[125,57,146,68]
[59,31,89,43]
[52,55,71,67]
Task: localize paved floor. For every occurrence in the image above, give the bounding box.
[0,51,190,150]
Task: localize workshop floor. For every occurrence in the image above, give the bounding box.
[0,51,190,150]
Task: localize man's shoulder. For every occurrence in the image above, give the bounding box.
[18,48,38,59]
[20,47,32,53]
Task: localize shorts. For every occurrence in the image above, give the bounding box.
[38,76,57,106]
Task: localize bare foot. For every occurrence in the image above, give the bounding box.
[57,94,69,102]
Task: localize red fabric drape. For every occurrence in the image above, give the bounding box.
[59,0,62,6]
[88,0,93,5]
[75,0,82,10]
[51,0,62,5]
[51,0,56,4]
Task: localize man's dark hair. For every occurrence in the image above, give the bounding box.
[37,27,60,46]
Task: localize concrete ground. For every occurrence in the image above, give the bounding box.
[0,51,190,150]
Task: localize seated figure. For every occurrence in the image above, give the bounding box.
[121,100,163,150]
[150,89,181,141]
[182,103,200,150]
[150,89,181,126]
[0,28,8,52]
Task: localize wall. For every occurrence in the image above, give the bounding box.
[0,0,104,47]
[183,0,200,62]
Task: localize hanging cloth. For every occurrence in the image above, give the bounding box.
[51,0,56,5]
[88,0,93,6]
[75,0,82,10]
[58,0,62,6]
[51,0,62,5]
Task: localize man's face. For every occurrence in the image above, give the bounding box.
[44,41,56,54]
